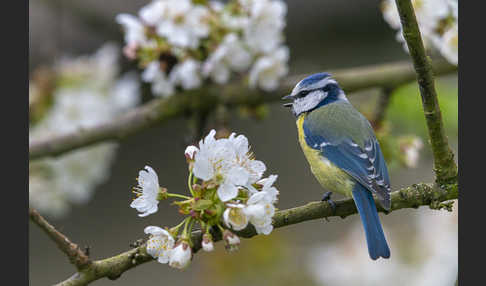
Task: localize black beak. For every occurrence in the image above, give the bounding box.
[282,94,294,108]
[282,94,294,100]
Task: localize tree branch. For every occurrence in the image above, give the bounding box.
[56,181,457,286]
[29,59,456,160]
[29,207,90,270]
[395,0,458,184]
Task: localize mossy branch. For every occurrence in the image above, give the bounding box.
[395,0,458,184]
[55,182,457,286]
[29,59,456,160]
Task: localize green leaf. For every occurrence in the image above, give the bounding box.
[193,199,213,211]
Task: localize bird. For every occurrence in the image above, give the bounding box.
[282,72,391,260]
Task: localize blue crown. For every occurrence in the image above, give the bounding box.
[299,72,331,88]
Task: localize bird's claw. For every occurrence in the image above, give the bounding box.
[321,191,336,219]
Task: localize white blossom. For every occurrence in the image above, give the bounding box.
[192,130,238,201]
[142,61,175,97]
[193,130,231,181]
[306,207,457,286]
[381,0,458,65]
[116,0,290,96]
[244,189,276,235]
[401,138,424,168]
[169,241,192,269]
[144,226,175,264]
[109,72,141,110]
[202,43,231,84]
[433,22,458,65]
[382,0,449,33]
[44,89,113,134]
[139,0,167,26]
[169,59,202,90]
[209,1,224,13]
[249,46,289,91]
[243,0,287,54]
[257,175,279,197]
[202,33,252,84]
[154,0,210,49]
[131,166,161,217]
[29,164,70,218]
[220,10,250,30]
[29,44,141,218]
[193,130,266,202]
[54,43,120,90]
[116,14,146,46]
[51,143,117,204]
[225,133,267,193]
[223,203,249,231]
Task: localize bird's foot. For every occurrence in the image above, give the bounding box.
[321,192,336,221]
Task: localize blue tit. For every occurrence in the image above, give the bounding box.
[282,73,391,260]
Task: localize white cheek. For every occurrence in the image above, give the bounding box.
[292,90,327,115]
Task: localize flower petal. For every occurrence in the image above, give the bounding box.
[217,182,239,202]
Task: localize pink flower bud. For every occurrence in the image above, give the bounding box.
[169,241,192,269]
[202,233,214,252]
[184,145,199,160]
[223,230,240,252]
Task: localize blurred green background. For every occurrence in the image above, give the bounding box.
[29,0,458,285]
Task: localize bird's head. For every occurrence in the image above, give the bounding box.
[282,72,346,116]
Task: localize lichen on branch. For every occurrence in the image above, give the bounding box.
[394,0,458,184]
[55,181,457,286]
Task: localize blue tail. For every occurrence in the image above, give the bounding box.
[352,185,390,260]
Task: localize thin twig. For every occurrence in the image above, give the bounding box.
[395,0,458,184]
[371,87,394,130]
[55,181,457,286]
[29,208,90,270]
[29,59,456,160]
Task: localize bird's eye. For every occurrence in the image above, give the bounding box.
[298,90,311,98]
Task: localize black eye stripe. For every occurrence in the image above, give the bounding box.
[297,90,311,98]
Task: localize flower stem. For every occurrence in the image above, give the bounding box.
[171,217,190,237]
[205,223,211,234]
[216,223,225,233]
[188,171,195,197]
[187,219,196,247]
[181,217,192,239]
[167,193,192,200]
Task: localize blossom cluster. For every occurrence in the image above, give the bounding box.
[29,44,141,218]
[116,0,289,97]
[381,0,458,65]
[130,129,279,269]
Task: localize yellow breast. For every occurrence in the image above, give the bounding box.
[296,114,355,197]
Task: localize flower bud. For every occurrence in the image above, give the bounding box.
[223,230,240,252]
[123,43,138,60]
[184,145,199,160]
[169,241,192,269]
[202,233,214,252]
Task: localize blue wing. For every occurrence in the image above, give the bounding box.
[303,102,391,210]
